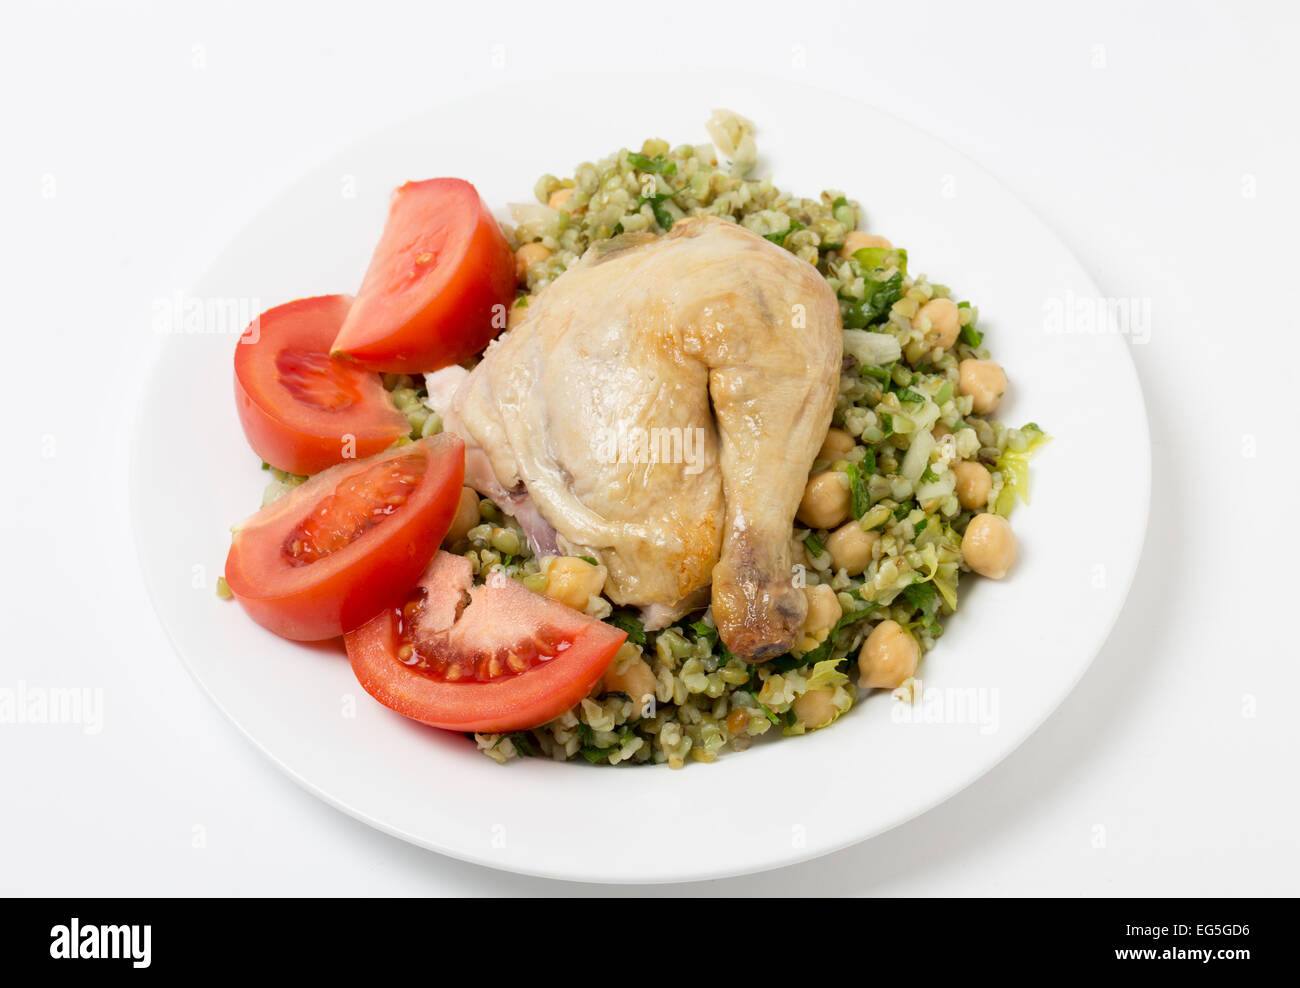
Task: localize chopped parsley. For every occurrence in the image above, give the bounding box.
[690,620,718,642]
[762,219,806,247]
[636,192,676,231]
[842,247,909,328]
[861,363,893,387]
[607,609,647,645]
[901,580,938,613]
[506,732,536,758]
[626,151,677,175]
[844,462,870,519]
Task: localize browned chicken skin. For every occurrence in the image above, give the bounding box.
[433,216,842,660]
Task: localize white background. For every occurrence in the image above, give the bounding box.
[3,0,1297,895]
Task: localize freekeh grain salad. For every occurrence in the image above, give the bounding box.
[222,111,1046,768]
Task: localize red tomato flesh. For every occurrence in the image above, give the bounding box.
[234,295,410,476]
[224,435,465,641]
[330,179,516,373]
[345,552,627,733]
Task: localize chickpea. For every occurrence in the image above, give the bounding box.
[818,427,856,462]
[793,688,837,730]
[507,297,529,329]
[932,422,953,441]
[858,620,920,690]
[958,358,1007,416]
[602,650,657,718]
[543,555,607,611]
[840,231,893,258]
[796,471,851,529]
[442,488,480,546]
[802,584,843,641]
[962,513,1017,579]
[826,521,879,575]
[547,187,574,211]
[952,460,992,511]
[912,297,960,350]
[514,242,552,283]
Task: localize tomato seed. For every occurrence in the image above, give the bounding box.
[281,454,428,566]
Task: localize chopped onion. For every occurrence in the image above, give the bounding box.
[843,328,901,367]
[901,426,935,483]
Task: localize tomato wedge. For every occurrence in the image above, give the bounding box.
[330,178,516,373]
[234,295,410,476]
[224,435,465,641]
[345,552,627,733]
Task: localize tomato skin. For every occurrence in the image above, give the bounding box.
[234,295,410,476]
[345,576,627,733]
[224,435,465,641]
[330,179,516,373]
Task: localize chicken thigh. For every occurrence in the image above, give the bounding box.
[432,216,841,660]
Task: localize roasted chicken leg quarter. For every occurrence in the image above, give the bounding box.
[432,216,842,660]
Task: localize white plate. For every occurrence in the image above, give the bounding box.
[131,73,1149,884]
